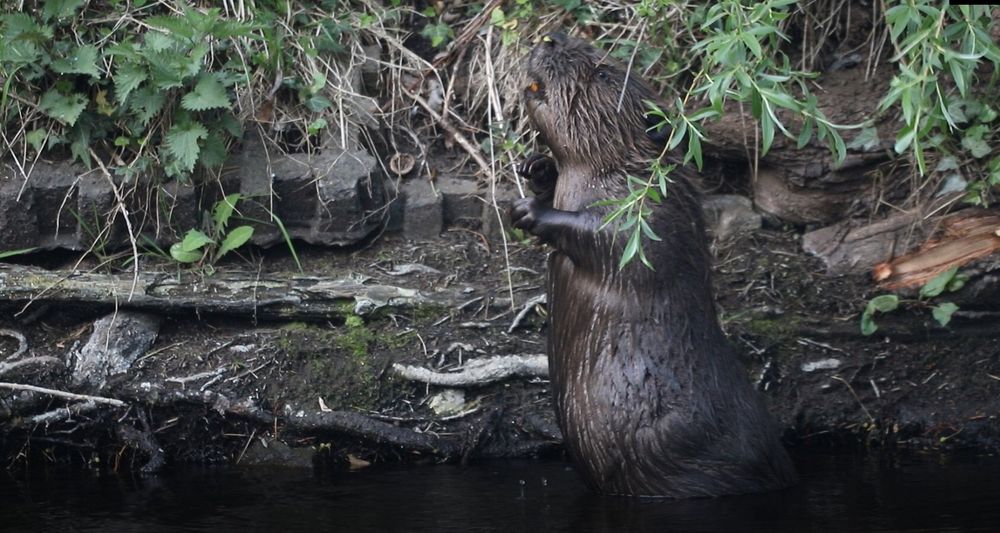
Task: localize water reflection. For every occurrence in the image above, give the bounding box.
[2,451,998,532]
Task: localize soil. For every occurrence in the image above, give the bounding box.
[3,210,999,472]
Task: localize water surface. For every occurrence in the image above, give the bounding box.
[2,451,998,532]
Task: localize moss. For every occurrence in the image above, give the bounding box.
[744,317,795,339]
[382,329,417,350]
[404,303,449,325]
[334,314,375,358]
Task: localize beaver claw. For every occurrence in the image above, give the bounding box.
[518,154,557,202]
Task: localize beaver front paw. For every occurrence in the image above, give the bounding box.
[509,197,543,234]
[518,154,557,203]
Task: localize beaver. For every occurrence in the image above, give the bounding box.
[510,32,797,498]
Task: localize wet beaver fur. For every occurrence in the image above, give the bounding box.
[510,33,797,498]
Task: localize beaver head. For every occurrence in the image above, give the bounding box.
[523,33,669,172]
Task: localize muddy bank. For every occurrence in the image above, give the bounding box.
[2,226,999,472]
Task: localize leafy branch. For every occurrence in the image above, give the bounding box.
[605,0,857,269]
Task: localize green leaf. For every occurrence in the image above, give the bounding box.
[686,131,703,170]
[69,126,91,167]
[218,112,242,137]
[169,242,204,263]
[946,273,967,292]
[0,247,38,259]
[867,294,900,313]
[741,32,762,59]
[421,21,453,48]
[164,121,208,174]
[961,125,992,159]
[931,302,959,327]
[304,95,332,112]
[949,60,967,98]
[181,73,231,111]
[129,87,166,126]
[179,229,214,253]
[217,226,254,259]
[114,62,148,105]
[831,130,847,165]
[25,128,47,153]
[861,294,898,335]
[619,228,641,270]
[50,44,100,78]
[42,0,84,21]
[894,123,916,154]
[860,312,878,336]
[935,156,959,172]
[797,118,814,149]
[920,267,958,299]
[307,118,328,136]
[760,113,775,155]
[1,13,54,41]
[199,134,228,169]
[213,193,241,230]
[38,89,87,126]
[847,127,880,151]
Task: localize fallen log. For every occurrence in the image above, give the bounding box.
[0,263,461,320]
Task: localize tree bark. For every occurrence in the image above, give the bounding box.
[0,264,459,320]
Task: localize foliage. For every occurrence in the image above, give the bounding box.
[168,194,254,266]
[602,0,857,268]
[0,1,393,184]
[563,0,1000,269]
[861,267,966,335]
[879,2,1000,180]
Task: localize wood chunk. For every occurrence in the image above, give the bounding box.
[874,211,1000,290]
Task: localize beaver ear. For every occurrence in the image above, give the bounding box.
[644,112,670,146]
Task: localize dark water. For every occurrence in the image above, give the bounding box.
[2,451,999,532]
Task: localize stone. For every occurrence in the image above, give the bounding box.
[235,140,386,247]
[239,437,314,468]
[702,194,762,240]
[151,180,198,244]
[309,149,385,246]
[0,175,38,250]
[480,179,521,246]
[438,176,482,225]
[75,173,123,250]
[26,161,80,250]
[399,177,443,240]
[71,311,161,391]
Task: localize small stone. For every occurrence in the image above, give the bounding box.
[0,176,38,249]
[801,358,841,373]
[399,177,443,240]
[428,389,466,416]
[702,194,762,240]
[72,311,161,391]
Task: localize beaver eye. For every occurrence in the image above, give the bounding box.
[595,68,610,83]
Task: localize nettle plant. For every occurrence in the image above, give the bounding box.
[1,3,253,182]
[2,1,387,186]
